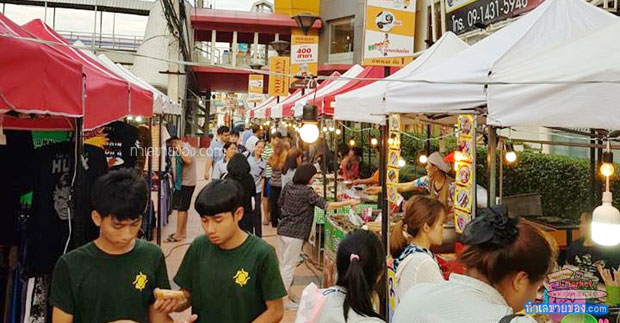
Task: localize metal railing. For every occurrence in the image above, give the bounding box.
[57,30,144,51]
[589,0,619,11]
[194,46,267,68]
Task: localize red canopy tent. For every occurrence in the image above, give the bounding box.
[281,71,343,117]
[22,20,153,130]
[0,13,83,129]
[307,66,385,115]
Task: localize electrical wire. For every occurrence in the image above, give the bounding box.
[64,120,79,255]
[4,32,620,86]
[164,242,191,259]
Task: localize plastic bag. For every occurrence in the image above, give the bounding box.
[347,209,364,227]
[295,283,328,323]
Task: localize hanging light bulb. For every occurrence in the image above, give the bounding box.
[328,126,335,132]
[349,139,356,147]
[260,125,264,130]
[592,140,620,246]
[127,115,134,121]
[322,126,328,132]
[601,150,614,177]
[135,116,143,123]
[397,157,406,168]
[454,151,466,162]
[388,134,396,146]
[299,104,319,143]
[271,127,277,134]
[419,154,428,164]
[335,129,341,135]
[505,142,517,163]
[266,120,271,126]
[370,137,378,146]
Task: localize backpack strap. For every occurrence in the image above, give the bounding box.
[498,314,524,323]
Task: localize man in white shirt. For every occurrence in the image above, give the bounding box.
[204,126,230,180]
[245,125,263,154]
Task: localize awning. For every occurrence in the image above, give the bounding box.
[384,0,617,116]
[284,65,365,117]
[307,66,385,116]
[335,32,469,124]
[0,13,83,126]
[23,19,153,130]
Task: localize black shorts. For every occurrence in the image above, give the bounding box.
[172,185,196,212]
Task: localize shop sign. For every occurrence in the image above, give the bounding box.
[248,74,263,94]
[363,0,416,67]
[291,35,318,64]
[268,56,290,97]
[454,114,476,233]
[446,0,544,35]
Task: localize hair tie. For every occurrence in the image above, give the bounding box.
[350,254,360,262]
[462,205,519,247]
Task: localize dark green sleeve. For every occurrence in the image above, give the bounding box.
[156,251,171,289]
[49,258,74,315]
[173,241,194,292]
[259,246,287,301]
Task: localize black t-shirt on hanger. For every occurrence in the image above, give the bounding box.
[85,121,139,170]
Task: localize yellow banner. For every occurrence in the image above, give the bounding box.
[365,5,415,36]
[268,56,290,97]
[248,74,264,94]
[290,31,318,88]
[363,1,416,67]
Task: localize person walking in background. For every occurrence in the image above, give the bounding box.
[390,196,447,303]
[261,133,280,225]
[231,131,246,153]
[340,147,361,181]
[166,136,197,243]
[268,139,288,228]
[295,230,386,323]
[173,180,287,323]
[277,164,361,308]
[246,140,266,237]
[225,153,256,235]
[211,142,237,181]
[204,126,230,180]
[246,125,264,154]
[281,148,302,189]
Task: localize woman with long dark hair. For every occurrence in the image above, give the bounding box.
[393,206,556,323]
[224,153,256,234]
[390,196,446,303]
[268,140,288,227]
[281,148,302,189]
[295,230,385,322]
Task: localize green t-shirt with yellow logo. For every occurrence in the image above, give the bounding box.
[50,239,170,323]
[174,234,287,323]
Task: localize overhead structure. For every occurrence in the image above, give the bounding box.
[384,0,617,116]
[488,20,620,129]
[23,19,153,130]
[335,32,468,124]
[0,13,83,129]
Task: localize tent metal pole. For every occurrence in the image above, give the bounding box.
[379,123,388,319]
[73,117,85,247]
[148,117,154,241]
[157,116,163,246]
[488,126,497,207]
[590,129,596,210]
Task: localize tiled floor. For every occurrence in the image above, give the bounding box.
[159,157,320,322]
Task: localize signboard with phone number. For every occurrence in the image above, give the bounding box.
[446,0,543,35]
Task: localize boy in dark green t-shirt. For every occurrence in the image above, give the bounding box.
[50,170,195,323]
[173,179,287,323]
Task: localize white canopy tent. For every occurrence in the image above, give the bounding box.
[334,32,468,124]
[271,89,303,119]
[292,65,365,117]
[246,96,275,118]
[384,0,617,115]
[488,21,620,129]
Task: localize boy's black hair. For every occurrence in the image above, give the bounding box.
[195,179,244,217]
[217,126,230,135]
[91,169,148,221]
[293,163,317,185]
[231,130,240,137]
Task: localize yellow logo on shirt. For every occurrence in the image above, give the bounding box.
[132,272,148,291]
[233,269,251,287]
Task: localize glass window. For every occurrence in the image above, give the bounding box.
[329,17,354,54]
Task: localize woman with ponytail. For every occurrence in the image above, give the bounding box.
[393,206,556,323]
[390,196,446,303]
[295,230,385,323]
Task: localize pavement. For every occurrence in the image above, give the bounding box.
[159,156,320,322]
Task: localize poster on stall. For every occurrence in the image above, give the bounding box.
[454,114,475,233]
[387,257,397,321]
[363,0,416,67]
[387,114,402,205]
[268,56,290,97]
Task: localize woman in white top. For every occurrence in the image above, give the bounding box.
[296,230,386,323]
[211,142,236,180]
[390,195,446,303]
[393,206,555,323]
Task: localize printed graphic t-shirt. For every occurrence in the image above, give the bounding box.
[50,239,170,323]
[85,121,139,170]
[174,234,287,323]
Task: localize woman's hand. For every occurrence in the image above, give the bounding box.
[349,199,362,207]
[364,186,381,195]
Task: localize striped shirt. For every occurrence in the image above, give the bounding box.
[262,143,273,178]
